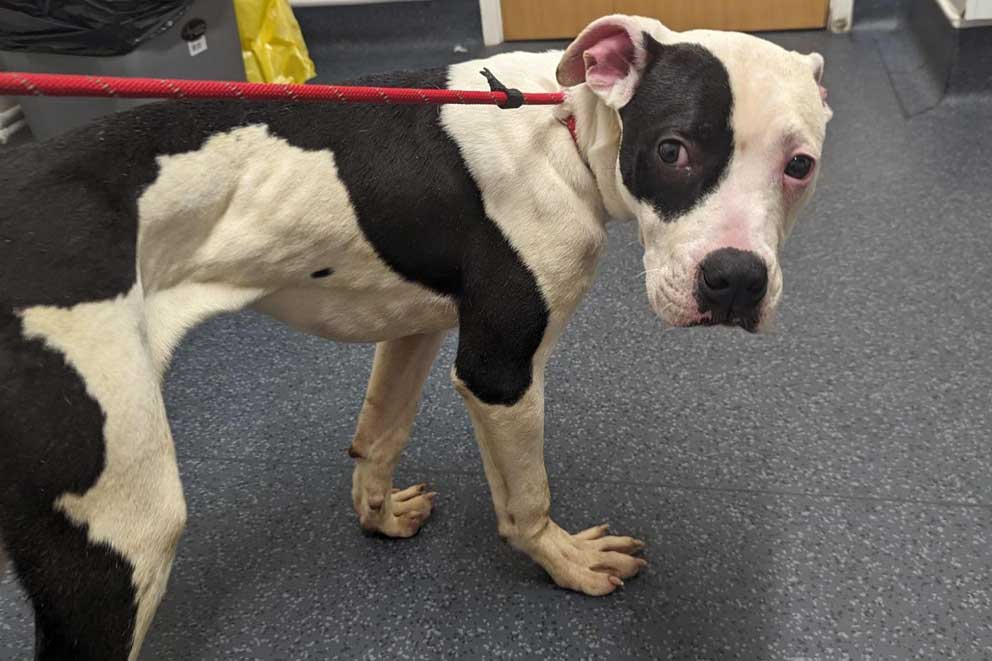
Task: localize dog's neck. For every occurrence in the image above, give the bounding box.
[556,85,635,223]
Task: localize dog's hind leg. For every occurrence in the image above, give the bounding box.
[1,294,186,660]
[3,473,184,661]
[349,331,446,537]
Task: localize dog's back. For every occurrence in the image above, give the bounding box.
[0,64,553,658]
[0,70,459,658]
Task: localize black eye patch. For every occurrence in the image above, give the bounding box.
[619,36,735,220]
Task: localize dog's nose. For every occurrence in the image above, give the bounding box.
[696,248,768,321]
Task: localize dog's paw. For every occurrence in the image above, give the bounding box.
[526,523,647,596]
[357,483,436,538]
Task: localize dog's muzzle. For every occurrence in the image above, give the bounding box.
[693,247,768,332]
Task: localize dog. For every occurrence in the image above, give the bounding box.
[0,14,831,660]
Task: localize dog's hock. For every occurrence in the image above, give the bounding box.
[556,15,659,109]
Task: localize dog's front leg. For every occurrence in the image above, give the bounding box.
[453,319,646,596]
[349,331,446,537]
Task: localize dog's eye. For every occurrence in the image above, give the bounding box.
[658,139,688,167]
[785,155,815,180]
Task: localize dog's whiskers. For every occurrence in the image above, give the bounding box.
[634,268,666,280]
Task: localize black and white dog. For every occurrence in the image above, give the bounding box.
[0,14,831,660]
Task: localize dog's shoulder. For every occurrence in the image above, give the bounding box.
[441,51,607,309]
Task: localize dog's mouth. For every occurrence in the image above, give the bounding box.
[649,283,762,333]
[687,315,759,333]
[651,299,761,333]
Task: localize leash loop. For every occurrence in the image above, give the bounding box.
[479,68,524,109]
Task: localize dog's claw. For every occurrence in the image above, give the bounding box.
[393,483,428,501]
[523,522,646,596]
[576,524,610,540]
[356,482,436,538]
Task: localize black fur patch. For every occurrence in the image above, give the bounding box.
[163,70,549,405]
[0,310,138,660]
[0,101,253,658]
[0,65,551,654]
[619,36,735,220]
[0,126,162,659]
[310,267,334,278]
[292,71,549,405]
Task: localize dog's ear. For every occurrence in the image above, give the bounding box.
[807,52,833,121]
[556,15,662,109]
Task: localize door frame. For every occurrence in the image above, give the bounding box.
[480,0,504,45]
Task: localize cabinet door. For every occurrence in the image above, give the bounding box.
[500,0,829,41]
[500,0,614,40]
[965,0,992,20]
[619,0,829,32]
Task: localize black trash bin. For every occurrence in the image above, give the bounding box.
[0,0,245,140]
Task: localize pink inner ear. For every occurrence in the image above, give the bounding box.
[819,84,828,104]
[583,31,635,91]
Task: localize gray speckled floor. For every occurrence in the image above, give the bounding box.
[3,20,992,661]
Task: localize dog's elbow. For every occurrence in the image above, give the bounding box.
[451,358,533,407]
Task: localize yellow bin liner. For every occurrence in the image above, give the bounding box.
[234,0,316,84]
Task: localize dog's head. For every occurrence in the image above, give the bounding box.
[558,15,831,332]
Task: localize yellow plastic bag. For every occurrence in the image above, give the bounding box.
[234,0,316,84]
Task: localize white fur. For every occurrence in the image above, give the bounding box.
[144,282,267,373]
[19,285,186,659]
[11,15,831,651]
[441,17,830,595]
[443,52,608,311]
[138,124,455,344]
[15,119,473,656]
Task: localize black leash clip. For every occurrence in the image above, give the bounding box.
[480,68,524,109]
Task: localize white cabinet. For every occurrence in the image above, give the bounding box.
[965,0,992,20]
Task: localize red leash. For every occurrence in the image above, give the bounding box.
[0,70,580,145]
[0,70,565,107]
